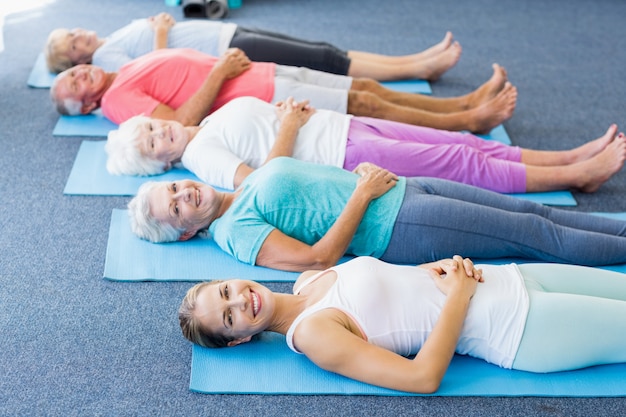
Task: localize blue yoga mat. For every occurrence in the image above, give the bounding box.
[64,141,201,196]
[105,210,626,283]
[475,124,511,145]
[190,331,626,396]
[53,112,118,137]
[66,140,576,205]
[27,53,56,88]
[380,79,431,95]
[104,209,300,282]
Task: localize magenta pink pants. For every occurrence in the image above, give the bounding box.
[342,117,526,193]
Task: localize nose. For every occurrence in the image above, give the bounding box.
[174,183,195,203]
[76,67,89,79]
[173,185,193,202]
[152,126,166,140]
[228,292,248,311]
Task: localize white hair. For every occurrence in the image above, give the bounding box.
[127,181,185,243]
[50,75,83,115]
[105,116,168,176]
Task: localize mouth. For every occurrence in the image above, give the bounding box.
[195,188,200,207]
[251,290,261,317]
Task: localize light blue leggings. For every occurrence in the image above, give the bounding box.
[512,263,626,372]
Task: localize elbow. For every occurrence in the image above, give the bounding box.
[408,371,443,394]
[416,380,441,395]
[311,253,341,271]
[177,114,200,126]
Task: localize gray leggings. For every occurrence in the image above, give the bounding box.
[513,263,626,372]
[381,177,626,266]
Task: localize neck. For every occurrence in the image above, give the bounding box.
[94,72,117,105]
[267,293,309,335]
[216,189,240,219]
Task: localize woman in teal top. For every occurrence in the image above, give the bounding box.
[128,157,626,272]
[208,157,405,264]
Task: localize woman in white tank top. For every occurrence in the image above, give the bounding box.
[178,255,626,394]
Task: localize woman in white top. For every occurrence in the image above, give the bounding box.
[44,12,461,81]
[105,95,626,194]
[178,255,626,394]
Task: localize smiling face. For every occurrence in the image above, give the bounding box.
[136,119,190,166]
[147,180,221,240]
[54,64,109,113]
[194,279,275,345]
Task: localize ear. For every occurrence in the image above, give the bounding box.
[178,229,197,241]
[226,336,252,347]
[80,101,99,114]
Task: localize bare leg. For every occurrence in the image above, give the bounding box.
[348,32,454,65]
[521,125,619,166]
[525,132,626,192]
[347,82,517,133]
[347,34,462,81]
[350,63,508,113]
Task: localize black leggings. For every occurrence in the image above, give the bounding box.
[228,26,352,75]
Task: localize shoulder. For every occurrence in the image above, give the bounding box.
[293,309,363,369]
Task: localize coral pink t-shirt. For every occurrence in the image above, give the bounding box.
[101,48,275,124]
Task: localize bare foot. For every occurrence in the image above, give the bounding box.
[464,63,508,109]
[576,133,626,192]
[418,41,462,81]
[413,32,455,60]
[467,82,517,134]
[567,124,619,163]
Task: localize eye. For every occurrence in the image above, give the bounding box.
[150,139,154,150]
[148,123,153,132]
[173,204,179,215]
[224,285,229,300]
[227,309,233,326]
[172,183,177,192]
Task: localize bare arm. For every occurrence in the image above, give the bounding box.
[295,256,481,393]
[148,13,176,50]
[255,166,398,271]
[231,98,316,189]
[150,48,252,125]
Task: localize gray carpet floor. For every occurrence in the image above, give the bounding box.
[1,0,625,415]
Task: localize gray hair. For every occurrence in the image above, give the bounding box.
[50,74,83,116]
[106,116,168,176]
[127,181,185,243]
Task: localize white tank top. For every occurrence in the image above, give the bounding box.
[286,257,529,368]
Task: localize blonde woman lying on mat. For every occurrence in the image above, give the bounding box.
[106,95,625,194]
[45,12,460,81]
[179,255,626,393]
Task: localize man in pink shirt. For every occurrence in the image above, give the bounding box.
[50,47,516,133]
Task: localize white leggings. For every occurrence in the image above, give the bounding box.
[512,264,626,372]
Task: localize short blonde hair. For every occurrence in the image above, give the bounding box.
[105,116,168,176]
[45,29,73,73]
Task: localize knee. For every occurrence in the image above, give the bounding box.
[347,90,382,116]
[351,77,380,92]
